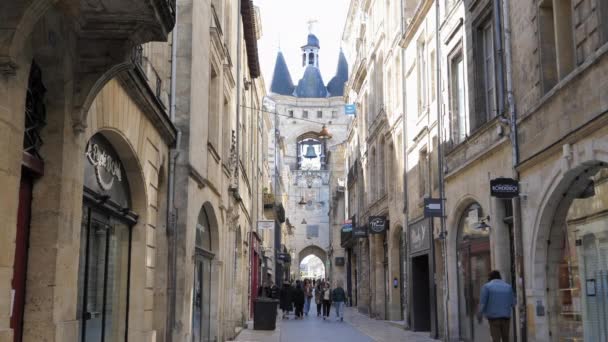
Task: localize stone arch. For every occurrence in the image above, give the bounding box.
[297,245,328,279]
[445,194,484,338]
[528,141,608,341]
[91,129,149,337]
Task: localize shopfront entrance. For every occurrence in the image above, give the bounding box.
[456,203,491,342]
[541,165,608,341]
[78,133,137,342]
[409,218,433,332]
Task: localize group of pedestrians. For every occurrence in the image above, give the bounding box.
[279,278,346,322]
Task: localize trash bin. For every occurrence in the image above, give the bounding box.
[253,297,279,330]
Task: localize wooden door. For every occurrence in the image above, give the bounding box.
[11,174,33,342]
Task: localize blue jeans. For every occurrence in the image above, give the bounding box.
[335,301,344,319]
[304,296,311,314]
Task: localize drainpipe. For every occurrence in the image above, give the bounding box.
[502,0,527,340]
[399,0,410,330]
[166,5,180,341]
[400,0,410,329]
[235,0,242,195]
[434,1,449,340]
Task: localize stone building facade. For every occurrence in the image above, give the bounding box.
[341,0,408,322]
[0,1,176,341]
[0,1,270,342]
[510,0,608,341]
[339,0,608,341]
[169,0,268,341]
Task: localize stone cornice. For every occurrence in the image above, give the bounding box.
[117,67,177,146]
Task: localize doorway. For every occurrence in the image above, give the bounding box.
[456,202,491,342]
[78,207,132,342]
[411,254,431,331]
[11,173,34,342]
[192,205,216,342]
[193,253,213,342]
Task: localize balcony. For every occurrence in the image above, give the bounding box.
[72,0,175,42]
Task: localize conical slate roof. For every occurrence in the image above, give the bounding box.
[295,66,328,98]
[326,50,349,97]
[270,51,295,96]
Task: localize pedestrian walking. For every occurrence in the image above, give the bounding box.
[279,281,293,319]
[477,270,516,342]
[332,280,346,322]
[303,279,313,316]
[315,282,323,317]
[293,280,305,319]
[322,281,332,320]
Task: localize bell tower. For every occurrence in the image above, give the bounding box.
[302,20,320,68]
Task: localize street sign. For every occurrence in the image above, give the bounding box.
[257,220,274,230]
[424,198,443,218]
[369,216,387,234]
[490,178,519,198]
[345,104,356,115]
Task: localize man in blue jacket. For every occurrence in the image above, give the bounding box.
[477,270,515,342]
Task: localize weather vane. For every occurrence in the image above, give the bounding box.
[306,18,318,33]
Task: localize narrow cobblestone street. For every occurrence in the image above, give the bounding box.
[231,303,438,342]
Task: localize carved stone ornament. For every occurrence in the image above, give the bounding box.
[86,141,123,190]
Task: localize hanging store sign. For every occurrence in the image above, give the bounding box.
[277,252,291,263]
[409,218,431,254]
[423,198,443,218]
[342,220,353,233]
[369,216,387,234]
[335,257,345,266]
[345,104,356,115]
[490,178,519,198]
[353,224,367,238]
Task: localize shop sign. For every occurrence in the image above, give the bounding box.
[424,198,443,218]
[277,252,291,263]
[335,257,345,266]
[342,220,353,233]
[353,224,367,238]
[345,104,356,115]
[410,219,430,254]
[490,178,519,198]
[369,216,387,234]
[86,141,123,191]
[257,220,274,230]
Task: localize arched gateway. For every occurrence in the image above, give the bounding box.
[297,245,328,280]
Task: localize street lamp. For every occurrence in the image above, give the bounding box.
[318,125,332,140]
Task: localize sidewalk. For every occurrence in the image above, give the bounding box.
[228,318,281,342]
[344,307,439,342]
[230,306,439,342]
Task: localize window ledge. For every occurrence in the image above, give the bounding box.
[520,42,608,124]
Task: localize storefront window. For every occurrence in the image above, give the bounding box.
[78,134,133,342]
[552,168,608,341]
[457,203,491,342]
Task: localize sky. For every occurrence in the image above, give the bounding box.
[256,0,351,92]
